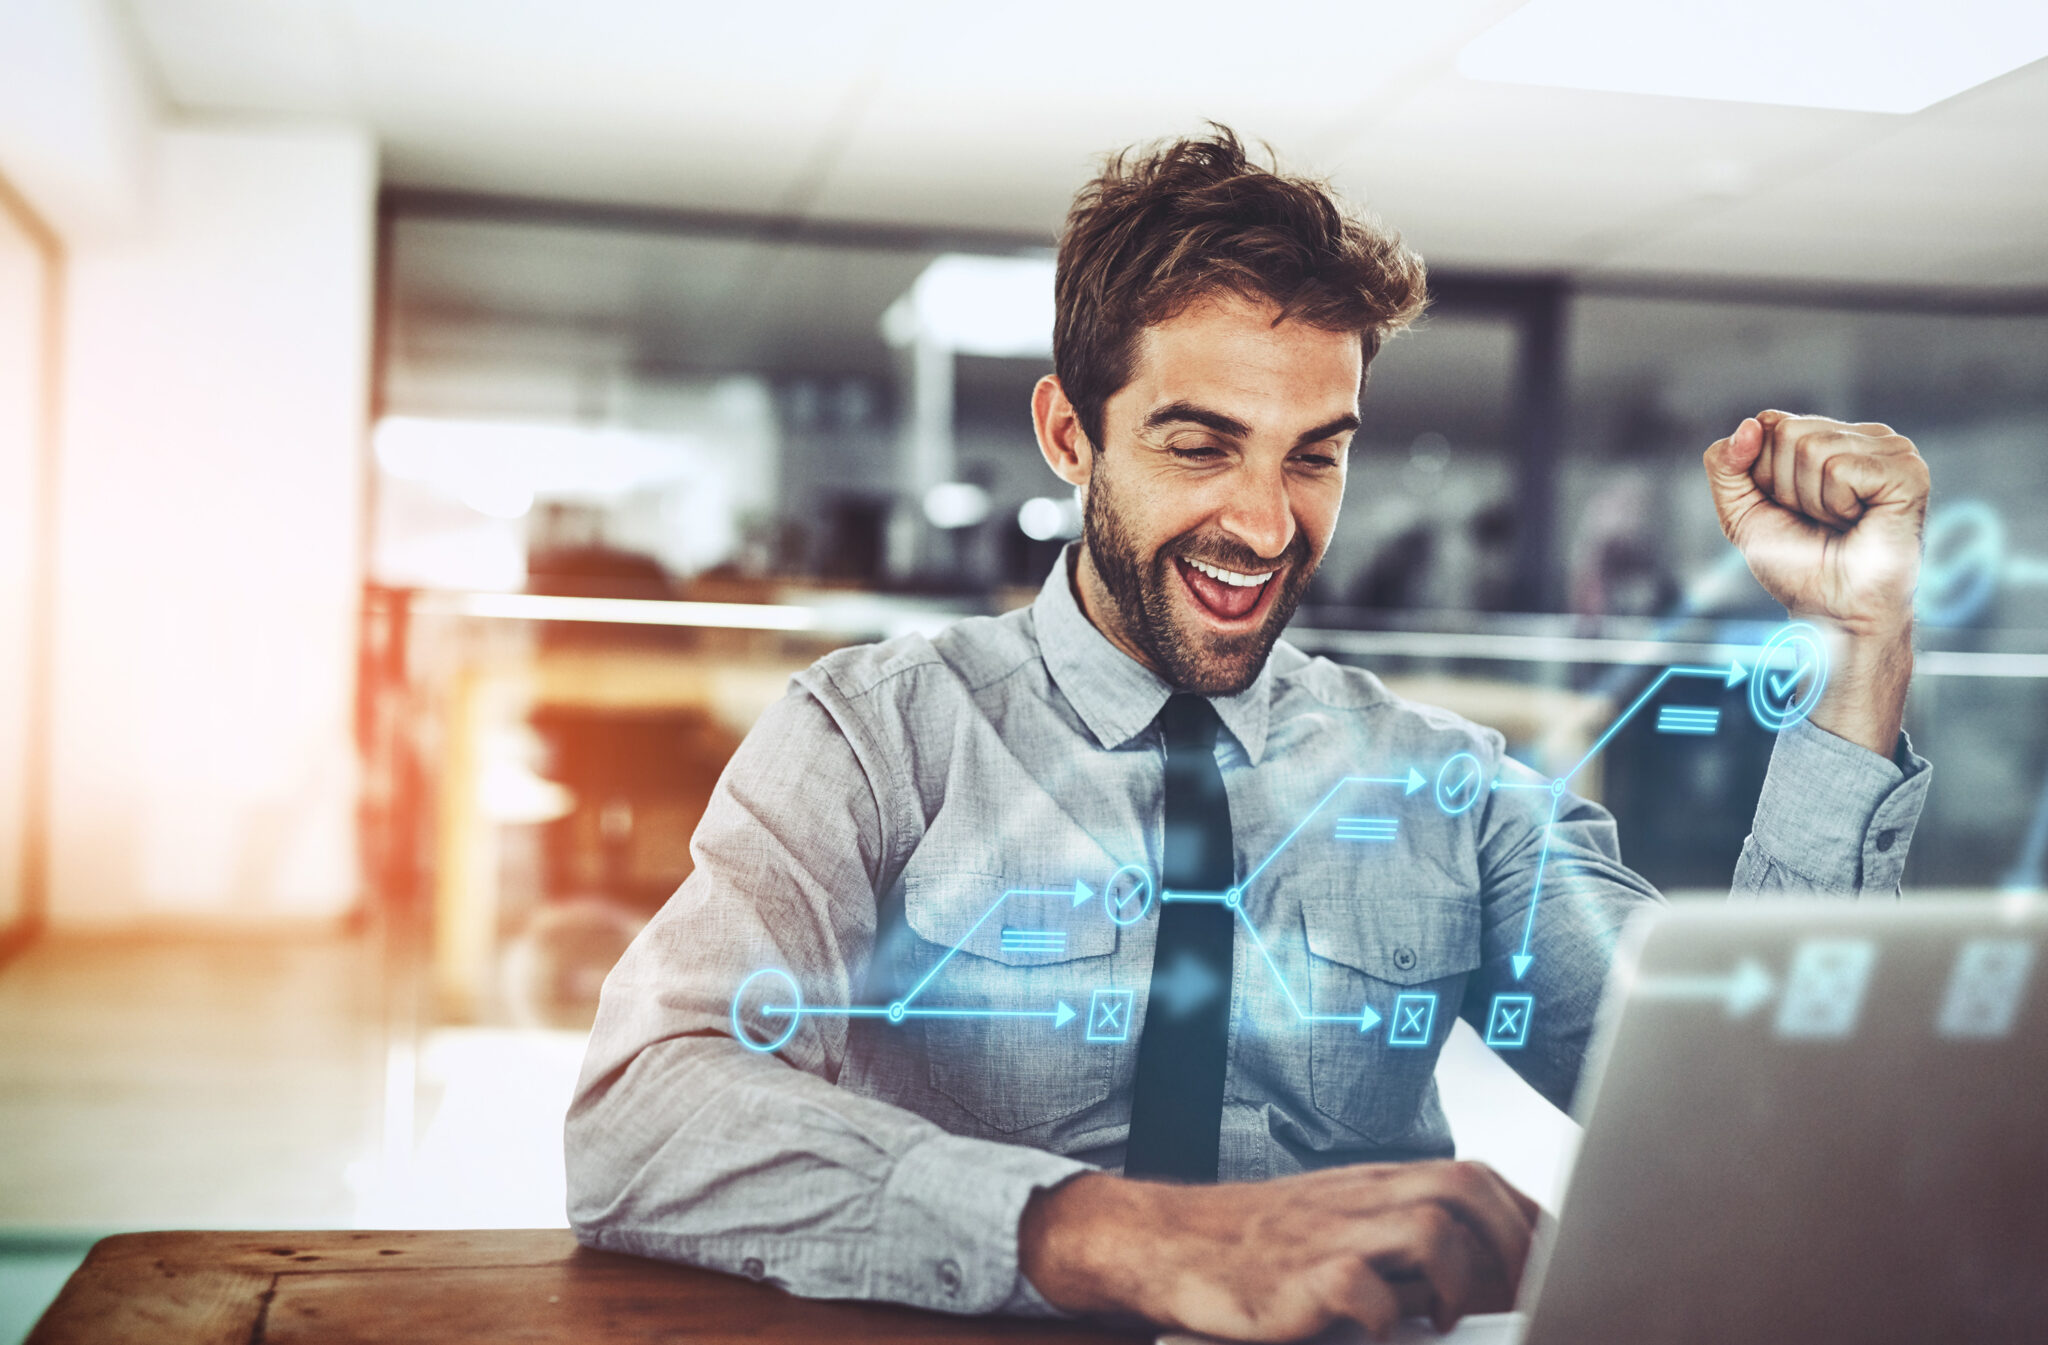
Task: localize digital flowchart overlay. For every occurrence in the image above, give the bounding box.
[1485,994,1534,1049]
[729,624,1829,1058]
[1776,939,1878,1039]
[1937,938,2035,1040]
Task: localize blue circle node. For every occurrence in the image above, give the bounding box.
[1104,862,1155,926]
[887,1002,906,1024]
[1749,622,1830,732]
[731,968,802,1054]
[1225,888,1241,909]
[1435,752,1485,816]
[1550,778,1566,798]
[1916,501,2003,628]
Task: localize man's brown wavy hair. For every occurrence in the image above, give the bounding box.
[1053,125,1428,452]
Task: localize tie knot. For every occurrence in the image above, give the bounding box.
[1159,694,1221,752]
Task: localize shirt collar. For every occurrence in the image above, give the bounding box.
[1032,543,1275,765]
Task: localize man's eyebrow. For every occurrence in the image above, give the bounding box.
[1142,401,1361,449]
[1143,401,1252,439]
[1294,413,1361,448]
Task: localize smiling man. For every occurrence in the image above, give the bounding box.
[567,129,1932,1340]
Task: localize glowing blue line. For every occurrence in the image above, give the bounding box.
[1239,777,1363,893]
[1492,780,1550,791]
[1563,662,1734,781]
[763,1004,1070,1021]
[899,1006,1066,1019]
[1161,890,1230,903]
[1232,901,1309,1019]
[1565,668,1677,781]
[761,1005,892,1018]
[1513,792,1566,971]
[898,886,1068,1008]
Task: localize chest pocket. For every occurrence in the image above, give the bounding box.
[1302,889,1481,1145]
[903,870,1119,1134]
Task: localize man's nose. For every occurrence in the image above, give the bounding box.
[1215,461,1296,562]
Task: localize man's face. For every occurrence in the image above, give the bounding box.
[1078,292,1362,695]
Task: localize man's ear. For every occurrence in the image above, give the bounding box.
[1032,375,1094,488]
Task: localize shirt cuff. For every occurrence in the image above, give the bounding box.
[1747,717,1932,895]
[871,1132,1091,1315]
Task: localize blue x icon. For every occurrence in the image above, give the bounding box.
[1388,992,1438,1048]
[1086,988,1133,1043]
[1485,993,1534,1050]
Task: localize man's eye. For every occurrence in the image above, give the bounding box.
[1293,453,1340,470]
[1169,445,1224,461]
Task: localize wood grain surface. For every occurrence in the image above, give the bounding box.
[26,1229,1153,1344]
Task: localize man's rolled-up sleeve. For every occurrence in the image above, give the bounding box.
[1733,718,1932,898]
[565,686,1088,1314]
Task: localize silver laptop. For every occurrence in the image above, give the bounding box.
[1515,896,2048,1345]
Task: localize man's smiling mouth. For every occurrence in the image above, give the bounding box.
[1174,554,1279,623]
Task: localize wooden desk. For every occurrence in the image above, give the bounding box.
[28,1230,1152,1345]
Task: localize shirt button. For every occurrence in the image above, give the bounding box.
[741,1257,766,1281]
[1393,946,1418,972]
[1875,829,1898,852]
[936,1258,963,1295]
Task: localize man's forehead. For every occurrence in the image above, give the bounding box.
[1124,293,1363,434]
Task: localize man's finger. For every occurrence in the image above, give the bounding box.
[1703,418,1768,535]
[1355,1162,1536,1292]
[1818,450,1891,524]
[1367,1204,1482,1331]
[1793,432,1862,529]
[1326,1258,1401,1340]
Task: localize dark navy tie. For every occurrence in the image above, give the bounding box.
[1123,694,1236,1182]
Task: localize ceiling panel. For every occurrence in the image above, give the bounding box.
[116,0,2048,286]
[803,0,1518,233]
[1593,56,2048,286]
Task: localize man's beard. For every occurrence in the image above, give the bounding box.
[1082,469,1316,696]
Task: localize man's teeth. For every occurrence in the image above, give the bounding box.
[1186,557,1276,588]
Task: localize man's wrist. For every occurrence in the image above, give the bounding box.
[1018,1172,1162,1319]
[1803,617,1913,760]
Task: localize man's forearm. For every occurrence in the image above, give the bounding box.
[1806,621,1914,761]
[566,1032,1085,1313]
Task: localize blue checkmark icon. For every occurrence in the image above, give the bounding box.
[1434,752,1485,816]
[1748,624,1830,732]
[1768,657,1810,701]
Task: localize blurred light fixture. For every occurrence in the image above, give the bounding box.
[1017,495,1081,542]
[459,476,536,520]
[1458,0,2048,114]
[882,254,1055,357]
[922,482,993,530]
[374,416,700,505]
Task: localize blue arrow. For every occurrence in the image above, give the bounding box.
[1405,766,1426,795]
[1634,958,1775,1018]
[1725,658,1749,689]
[1512,793,1565,980]
[1305,1005,1385,1032]
[1054,1000,1076,1029]
[1071,879,1094,908]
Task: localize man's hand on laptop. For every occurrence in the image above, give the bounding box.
[1018,1160,1540,1341]
[1703,410,1929,757]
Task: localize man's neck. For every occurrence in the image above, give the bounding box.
[1069,544,1167,680]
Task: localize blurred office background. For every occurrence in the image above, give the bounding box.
[3,1,2047,1336]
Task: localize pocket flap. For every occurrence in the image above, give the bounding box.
[905,871,1118,966]
[1303,897,1481,985]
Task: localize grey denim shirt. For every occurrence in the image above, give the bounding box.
[566,546,1931,1315]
